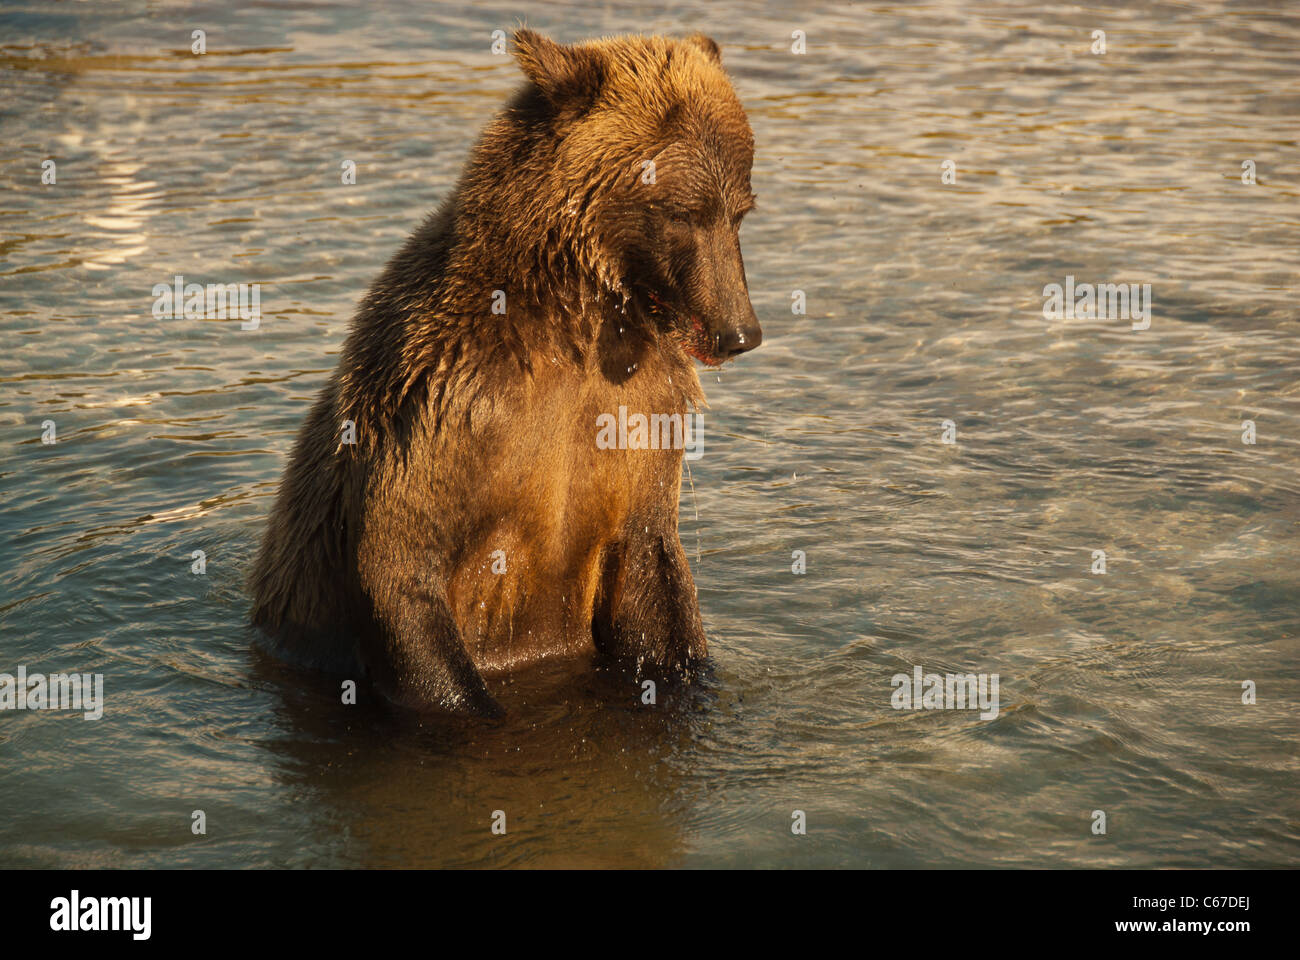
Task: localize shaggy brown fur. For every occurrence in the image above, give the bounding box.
[249,30,761,716]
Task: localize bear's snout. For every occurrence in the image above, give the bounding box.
[691,226,762,362]
[716,314,762,359]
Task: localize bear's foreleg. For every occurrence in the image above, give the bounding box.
[365,587,504,717]
[593,531,707,671]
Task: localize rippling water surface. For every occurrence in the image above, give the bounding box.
[2,0,1298,868]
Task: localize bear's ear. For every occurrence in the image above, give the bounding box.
[684,33,721,64]
[513,29,604,112]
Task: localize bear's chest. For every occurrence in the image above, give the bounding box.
[445,344,700,673]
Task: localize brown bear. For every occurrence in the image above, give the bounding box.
[249,30,762,716]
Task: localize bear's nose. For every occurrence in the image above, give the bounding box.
[718,321,762,359]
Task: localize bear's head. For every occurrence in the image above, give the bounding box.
[508,29,762,367]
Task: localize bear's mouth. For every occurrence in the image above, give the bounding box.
[643,290,725,367]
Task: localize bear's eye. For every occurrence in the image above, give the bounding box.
[666,209,694,228]
[731,195,757,228]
